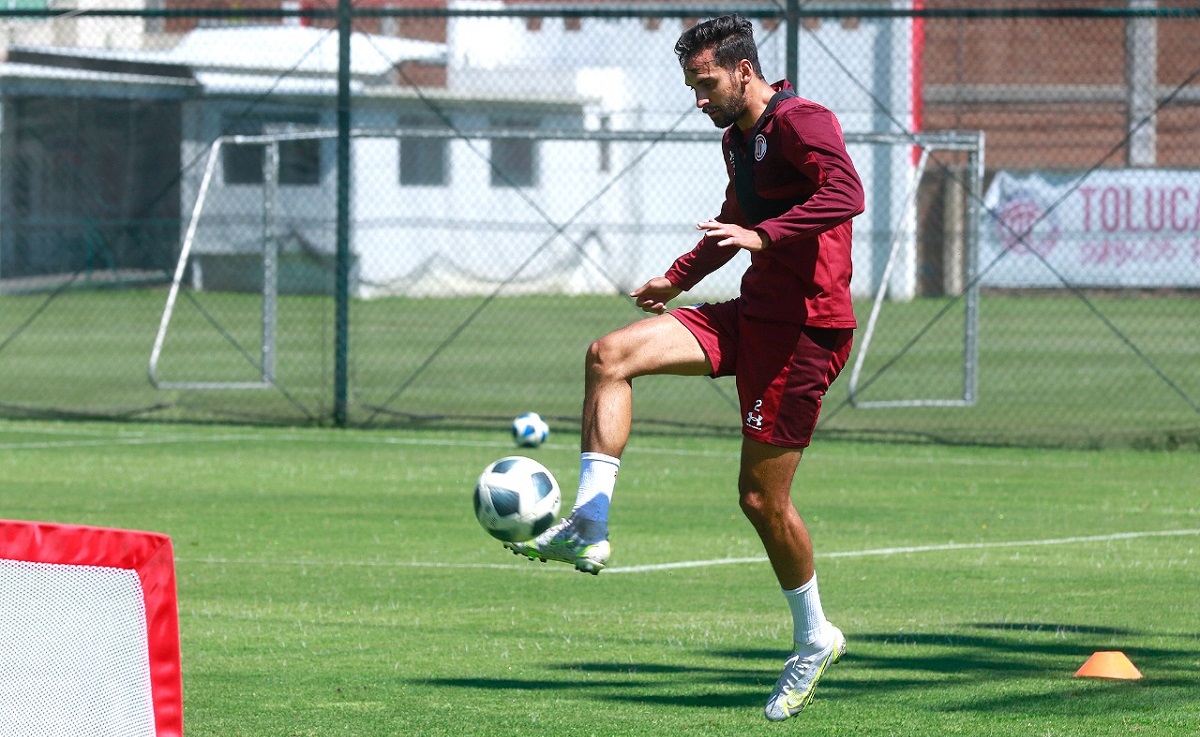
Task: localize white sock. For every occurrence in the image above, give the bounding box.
[783,575,830,649]
[569,452,620,543]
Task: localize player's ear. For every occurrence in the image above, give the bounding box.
[736,58,756,83]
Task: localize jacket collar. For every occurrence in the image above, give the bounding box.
[731,79,797,144]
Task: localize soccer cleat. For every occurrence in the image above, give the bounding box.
[504,518,610,575]
[763,625,846,721]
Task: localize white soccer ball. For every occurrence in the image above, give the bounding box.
[511,412,550,448]
[474,456,562,542]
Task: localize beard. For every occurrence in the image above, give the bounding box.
[703,75,747,128]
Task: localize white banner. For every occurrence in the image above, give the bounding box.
[980,170,1200,288]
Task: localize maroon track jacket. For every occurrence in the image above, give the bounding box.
[665,80,865,328]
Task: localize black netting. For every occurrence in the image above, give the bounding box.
[0,4,1197,449]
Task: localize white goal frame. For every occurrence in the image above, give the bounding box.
[846,130,985,409]
[148,128,984,400]
[148,134,289,390]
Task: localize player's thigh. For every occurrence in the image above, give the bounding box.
[590,313,711,379]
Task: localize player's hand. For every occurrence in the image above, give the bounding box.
[630,277,682,314]
[697,219,768,252]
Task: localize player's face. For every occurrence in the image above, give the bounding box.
[684,50,748,129]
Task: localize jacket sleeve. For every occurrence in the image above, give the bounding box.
[663,181,743,291]
[755,107,865,249]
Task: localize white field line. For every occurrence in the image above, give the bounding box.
[0,434,275,450]
[0,429,517,452]
[0,428,1087,468]
[607,528,1200,574]
[176,528,1200,575]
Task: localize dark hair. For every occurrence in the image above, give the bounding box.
[674,14,763,77]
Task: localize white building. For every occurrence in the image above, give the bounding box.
[0,11,920,300]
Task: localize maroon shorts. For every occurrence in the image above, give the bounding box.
[670,300,853,448]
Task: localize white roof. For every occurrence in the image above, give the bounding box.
[0,61,192,87]
[0,26,593,106]
[192,71,362,96]
[6,25,444,83]
[161,26,445,77]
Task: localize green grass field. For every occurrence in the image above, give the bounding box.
[1,289,1197,448]
[1,419,1197,736]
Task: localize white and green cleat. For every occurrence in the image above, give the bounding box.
[764,625,846,721]
[504,518,610,575]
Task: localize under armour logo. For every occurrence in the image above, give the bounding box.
[745,399,765,430]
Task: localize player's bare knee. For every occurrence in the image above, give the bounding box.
[585,333,631,382]
[584,337,608,379]
[738,488,769,526]
[738,477,794,525]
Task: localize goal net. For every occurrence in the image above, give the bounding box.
[0,521,183,737]
[148,127,984,419]
[847,131,985,408]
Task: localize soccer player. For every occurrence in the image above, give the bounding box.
[506,14,864,721]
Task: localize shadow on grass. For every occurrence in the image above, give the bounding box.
[414,622,1200,713]
[417,656,771,710]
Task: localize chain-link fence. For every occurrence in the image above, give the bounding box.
[0,2,1197,449]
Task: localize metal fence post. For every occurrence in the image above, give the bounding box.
[334,0,352,427]
[786,0,799,83]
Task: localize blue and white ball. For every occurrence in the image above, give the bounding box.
[473,456,561,542]
[511,412,550,448]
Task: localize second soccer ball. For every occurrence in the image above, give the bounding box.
[511,412,550,448]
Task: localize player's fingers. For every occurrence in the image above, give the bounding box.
[635,296,664,313]
[629,280,654,298]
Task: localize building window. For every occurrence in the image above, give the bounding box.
[490,118,538,188]
[222,113,321,186]
[278,138,320,185]
[399,116,448,186]
[222,139,263,186]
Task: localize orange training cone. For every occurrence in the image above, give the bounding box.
[1074,651,1143,680]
